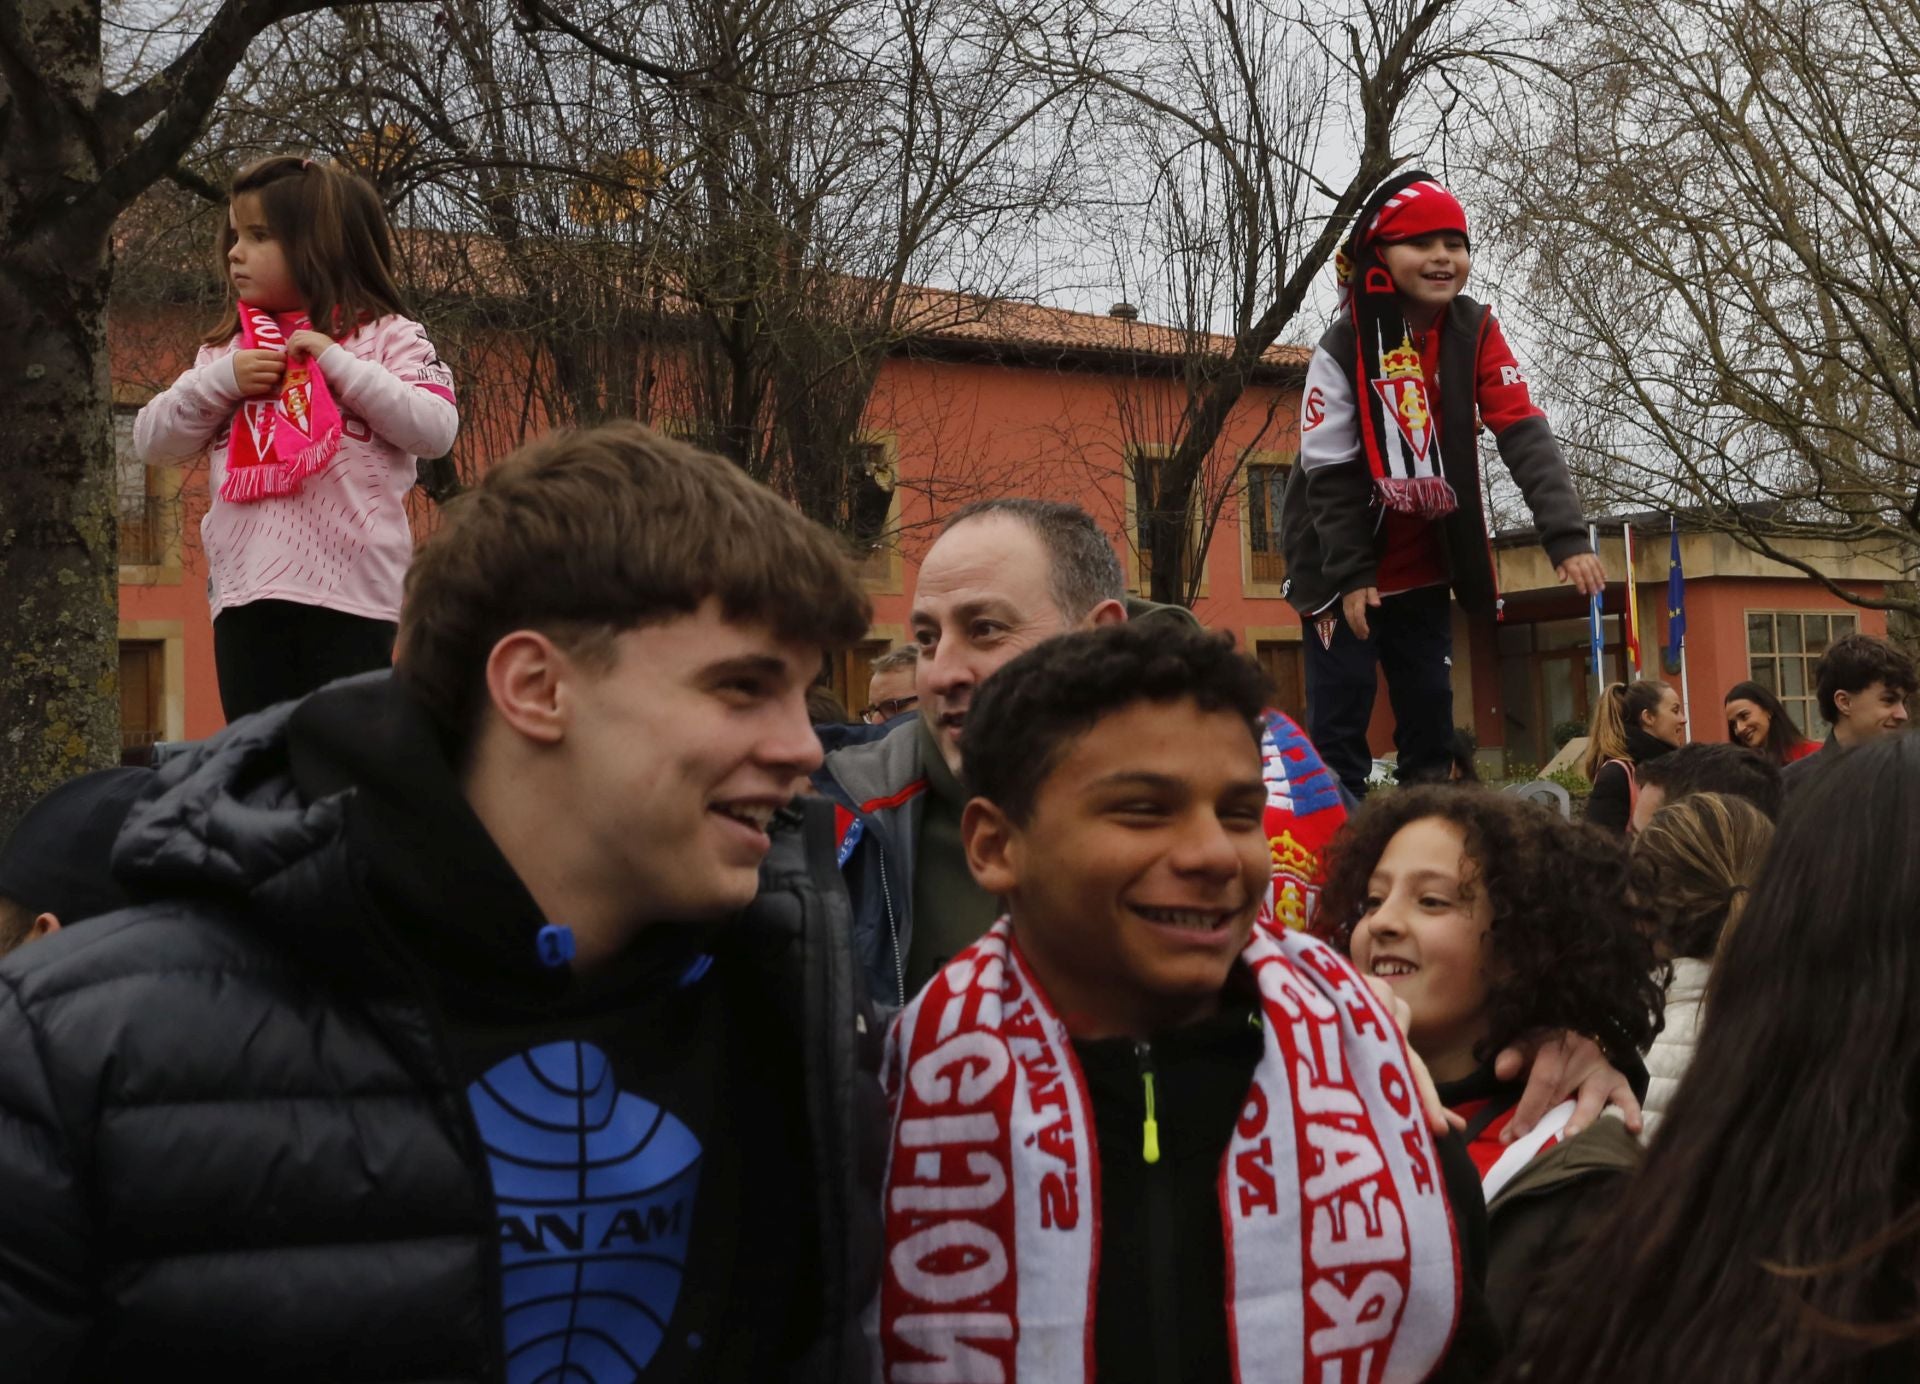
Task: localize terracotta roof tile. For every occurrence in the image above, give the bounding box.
[116,209,1310,367]
[889,284,1312,366]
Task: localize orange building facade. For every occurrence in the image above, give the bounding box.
[110,295,1894,772]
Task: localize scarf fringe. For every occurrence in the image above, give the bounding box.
[218,424,342,502]
[1375,474,1458,520]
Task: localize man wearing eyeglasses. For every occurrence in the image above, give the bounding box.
[859,645,919,724]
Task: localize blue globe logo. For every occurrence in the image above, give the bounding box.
[469,1042,703,1382]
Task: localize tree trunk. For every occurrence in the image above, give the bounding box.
[0,217,120,836]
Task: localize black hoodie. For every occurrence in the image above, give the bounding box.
[1073,986,1503,1382]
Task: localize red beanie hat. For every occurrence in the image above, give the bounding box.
[1364,178,1469,247]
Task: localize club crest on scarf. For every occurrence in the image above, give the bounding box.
[1370,337,1434,467]
[221,303,344,503]
[869,919,1460,1383]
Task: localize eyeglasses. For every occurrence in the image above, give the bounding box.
[861,695,919,723]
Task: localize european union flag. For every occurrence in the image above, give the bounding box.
[1589,523,1605,685]
[1664,516,1686,675]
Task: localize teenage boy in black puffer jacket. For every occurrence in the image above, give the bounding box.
[0,424,883,1383]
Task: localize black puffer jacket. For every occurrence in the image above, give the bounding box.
[0,680,883,1382]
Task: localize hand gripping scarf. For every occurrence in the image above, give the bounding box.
[871,917,1461,1383]
[220,302,343,503]
[1335,171,1473,522]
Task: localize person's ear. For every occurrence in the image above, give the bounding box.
[483,631,572,747]
[962,797,1020,897]
[29,913,60,942]
[1833,688,1853,720]
[1083,598,1128,629]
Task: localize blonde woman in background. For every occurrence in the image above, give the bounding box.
[1582,678,1686,832]
[1633,792,1774,1139]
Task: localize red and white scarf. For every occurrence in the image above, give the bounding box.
[220,303,343,503]
[1260,708,1348,932]
[871,917,1460,1383]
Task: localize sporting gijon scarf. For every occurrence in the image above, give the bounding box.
[1337,172,1471,521]
[1259,707,1348,932]
[220,303,343,503]
[871,918,1460,1383]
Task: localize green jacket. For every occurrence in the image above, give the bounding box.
[1486,1113,1642,1349]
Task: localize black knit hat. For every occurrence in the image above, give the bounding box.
[0,768,152,924]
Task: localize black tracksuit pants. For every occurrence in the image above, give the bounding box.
[1304,584,1456,798]
[213,598,397,722]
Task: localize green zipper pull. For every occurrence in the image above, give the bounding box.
[1136,1041,1161,1165]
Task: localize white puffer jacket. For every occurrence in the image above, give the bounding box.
[1643,956,1711,1142]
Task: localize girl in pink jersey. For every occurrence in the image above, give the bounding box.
[135,155,458,720]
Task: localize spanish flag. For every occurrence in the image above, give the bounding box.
[1622,523,1643,675]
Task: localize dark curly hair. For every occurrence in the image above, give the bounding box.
[1318,784,1665,1066]
[961,622,1271,823]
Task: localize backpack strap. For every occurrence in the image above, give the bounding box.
[1604,757,1639,818]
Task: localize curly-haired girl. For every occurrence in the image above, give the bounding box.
[1320,784,1665,1344]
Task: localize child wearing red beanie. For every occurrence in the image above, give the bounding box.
[1280,171,1606,797]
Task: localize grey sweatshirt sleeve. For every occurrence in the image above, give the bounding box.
[1494,416,1592,568]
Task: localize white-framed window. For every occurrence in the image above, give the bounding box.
[1746,610,1859,737]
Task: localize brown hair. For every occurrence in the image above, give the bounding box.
[205,155,408,343]
[398,421,872,756]
[0,896,32,958]
[1723,680,1817,765]
[1582,678,1670,779]
[1631,792,1773,960]
[806,685,850,725]
[1816,633,1917,724]
[943,498,1126,621]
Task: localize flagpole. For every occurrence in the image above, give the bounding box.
[1668,513,1692,741]
[1680,639,1693,742]
[1622,522,1641,677]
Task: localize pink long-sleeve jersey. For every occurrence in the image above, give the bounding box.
[134,314,459,622]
